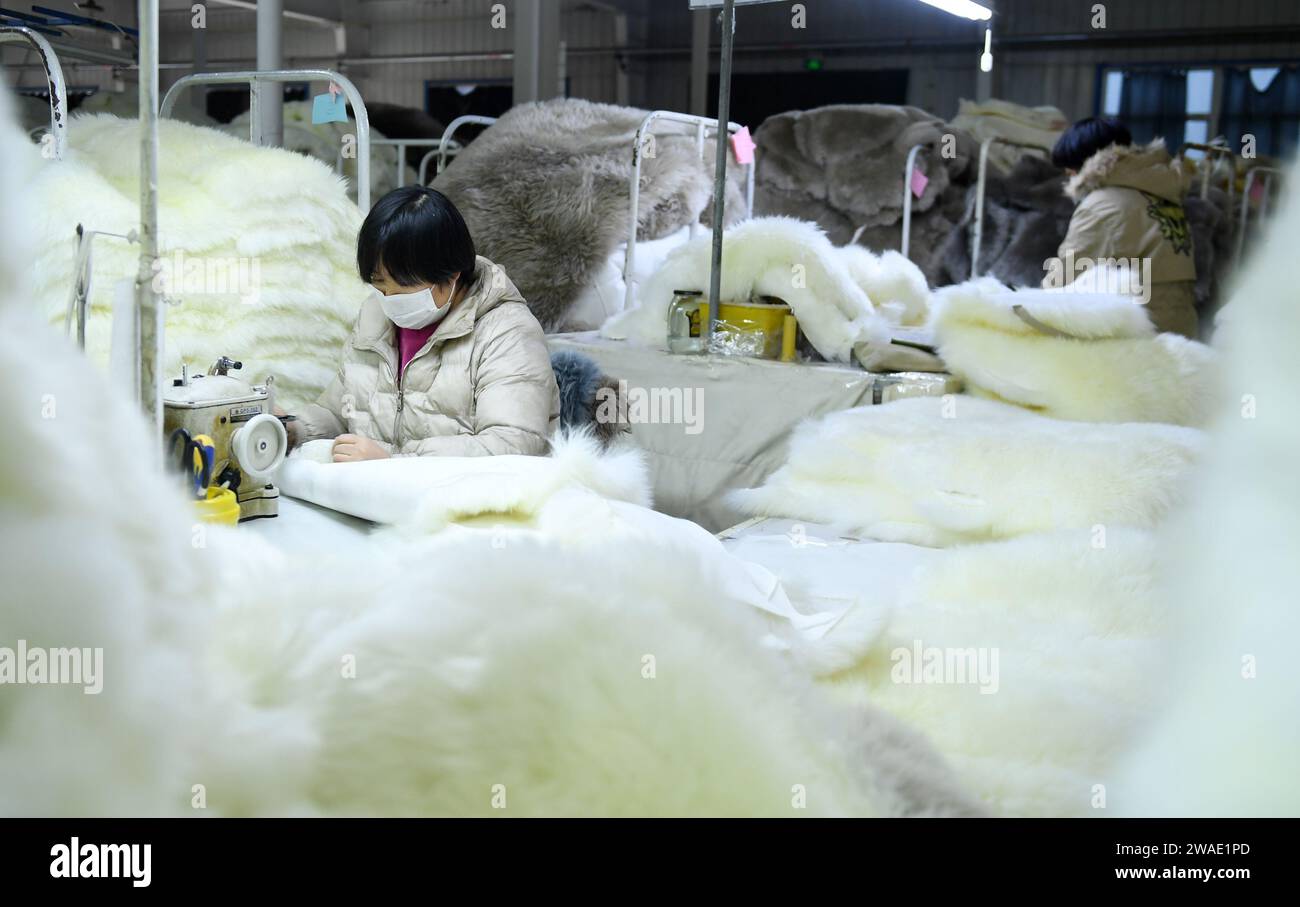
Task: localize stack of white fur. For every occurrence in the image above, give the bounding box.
[27,113,370,410]
[727,262,1235,815]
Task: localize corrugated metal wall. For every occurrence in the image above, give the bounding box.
[4,0,1297,126]
[993,0,1300,120]
[151,0,620,109]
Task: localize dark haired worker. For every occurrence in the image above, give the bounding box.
[285,186,559,461]
[1046,117,1198,338]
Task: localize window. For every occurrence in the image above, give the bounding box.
[1184,69,1214,148]
[1098,63,1300,159]
[1221,65,1300,160]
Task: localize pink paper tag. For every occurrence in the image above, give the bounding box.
[910,166,929,199]
[730,126,756,165]
[328,82,341,100]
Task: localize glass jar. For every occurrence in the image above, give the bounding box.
[667,289,706,354]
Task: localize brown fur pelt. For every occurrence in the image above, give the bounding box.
[432,98,746,331]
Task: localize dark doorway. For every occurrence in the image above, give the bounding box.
[707,69,909,129]
[424,80,515,126]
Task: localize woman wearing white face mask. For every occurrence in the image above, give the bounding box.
[285,187,559,461]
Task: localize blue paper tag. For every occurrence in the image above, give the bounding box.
[311,91,348,124]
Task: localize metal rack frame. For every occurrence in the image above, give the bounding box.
[1235,165,1286,268]
[160,68,372,210]
[622,109,756,311]
[372,137,440,188]
[429,114,498,180]
[900,143,926,260]
[0,25,67,160]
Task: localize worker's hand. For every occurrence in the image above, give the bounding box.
[332,433,389,462]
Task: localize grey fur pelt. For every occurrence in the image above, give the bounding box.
[433,98,747,331]
[924,154,1075,288]
[753,104,977,245]
[550,349,625,445]
[1183,189,1232,316]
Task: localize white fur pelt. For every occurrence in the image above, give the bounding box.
[280,432,652,528]
[1108,178,1300,816]
[730,395,1203,546]
[26,113,369,410]
[602,216,914,361]
[838,244,931,327]
[932,279,1217,426]
[826,527,1166,817]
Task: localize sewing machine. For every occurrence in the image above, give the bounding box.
[162,357,288,521]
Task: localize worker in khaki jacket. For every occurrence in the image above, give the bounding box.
[1046,118,1199,338]
[285,187,559,461]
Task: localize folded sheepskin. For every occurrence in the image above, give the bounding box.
[602,215,930,362]
[730,395,1204,546]
[26,113,368,410]
[946,98,1068,175]
[432,98,747,331]
[931,279,1218,425]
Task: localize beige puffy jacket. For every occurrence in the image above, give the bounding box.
[297,256,560,456]
[1049,139,1199,337]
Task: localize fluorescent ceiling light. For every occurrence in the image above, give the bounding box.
[917,0,993,21]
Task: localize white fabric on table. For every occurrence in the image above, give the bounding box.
[719,518,942,673]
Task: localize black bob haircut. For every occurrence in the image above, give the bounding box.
[356,186,476,287]
[1051,117,1133,171]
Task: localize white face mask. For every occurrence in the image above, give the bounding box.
[375,278,455,330]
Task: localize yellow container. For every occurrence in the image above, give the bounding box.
[705,299,793,360]
[192,486,241,526]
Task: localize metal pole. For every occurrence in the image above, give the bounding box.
[971,137,993,278]
[901,143,924,259]
[191,11,207,120]
[256,0,284,147]
[513,0,541,103]
[136,0,162,432]
[706,0,736,342]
